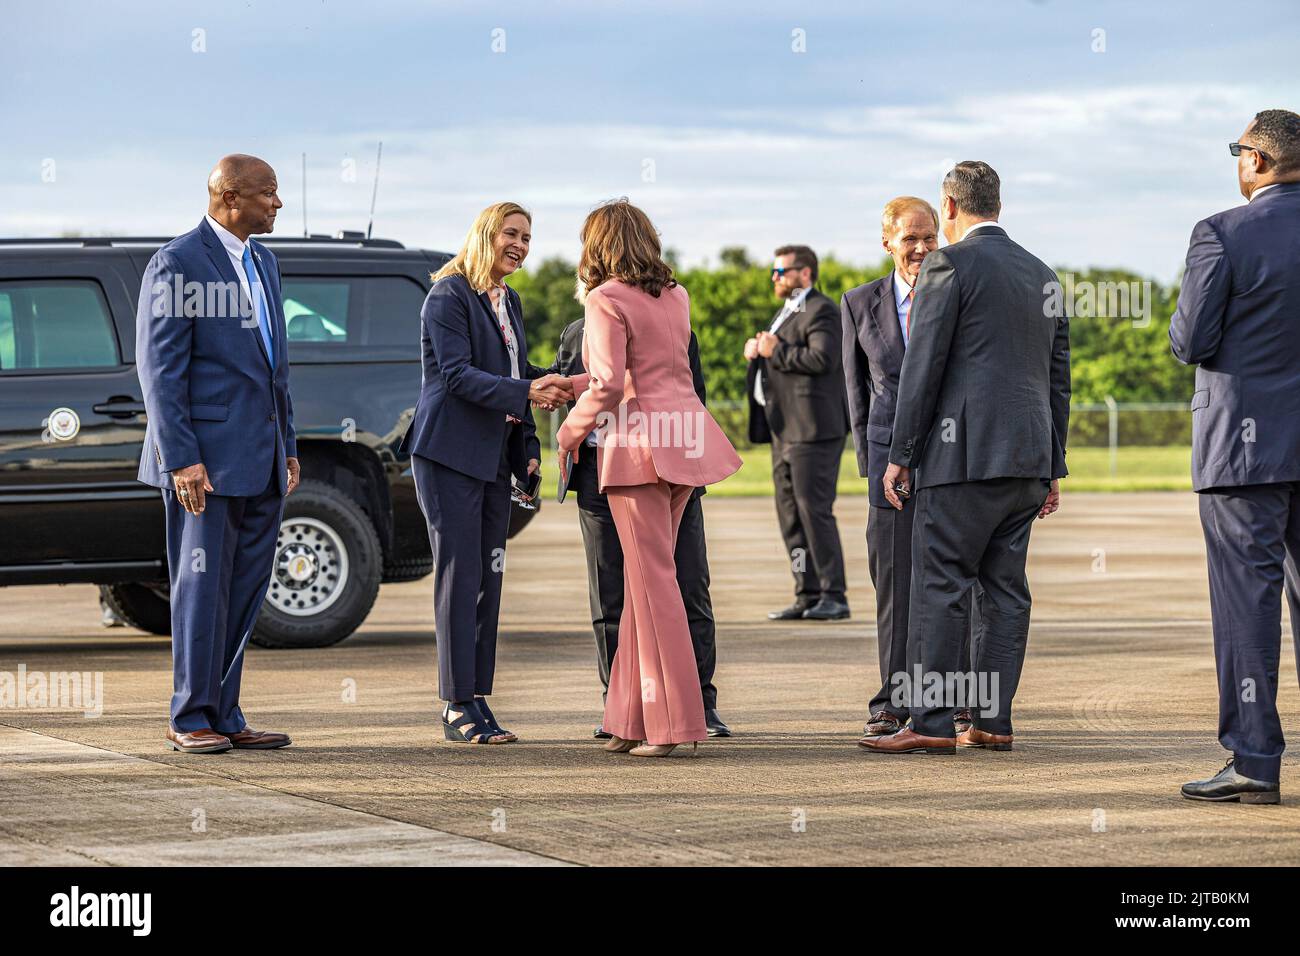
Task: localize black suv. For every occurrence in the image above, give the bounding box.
[0,233,535,647]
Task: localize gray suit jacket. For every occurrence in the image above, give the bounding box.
[1169,182,1300,492]
[888,226,1070,490]
[842,272,905,508]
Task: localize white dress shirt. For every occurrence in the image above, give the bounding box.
[205,213,271,333]
[962,220,1001,240]
[754,285,812,406]
[1250,184,1280,202]
[893,270,916,347]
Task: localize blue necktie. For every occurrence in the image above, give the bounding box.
[241,245,275,366]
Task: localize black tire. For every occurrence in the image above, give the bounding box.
[383,555,433,583]
[251,479,382,649]
[98,582,171,635]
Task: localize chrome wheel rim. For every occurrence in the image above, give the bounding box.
[268,517,349,617]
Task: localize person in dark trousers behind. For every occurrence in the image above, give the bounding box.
[745,244,851,622]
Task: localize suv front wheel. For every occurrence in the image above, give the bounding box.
[251,480,382,649]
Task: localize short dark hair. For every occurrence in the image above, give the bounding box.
[774,244,818,283]
[1249,109,1300,174]
[942,161,1001,219]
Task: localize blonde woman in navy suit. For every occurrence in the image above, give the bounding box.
[399,201,571,744]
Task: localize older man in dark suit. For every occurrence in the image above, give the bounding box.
[1173,110,1300,805]
[860,162,1070,755]
[843,198,981,740]
[745,245,851,622]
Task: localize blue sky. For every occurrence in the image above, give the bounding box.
[3,0,1297,281]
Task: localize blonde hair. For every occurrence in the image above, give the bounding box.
[881,196,939,236]
[433,201,531,292]
[577,198,676,298]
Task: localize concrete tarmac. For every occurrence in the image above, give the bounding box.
[2,493,1297,866]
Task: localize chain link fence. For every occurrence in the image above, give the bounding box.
[536,398,1193,481]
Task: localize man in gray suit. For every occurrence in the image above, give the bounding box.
[860,161,1070,755]
[1172,110,1300,805]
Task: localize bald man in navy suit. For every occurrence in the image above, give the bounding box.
[137,155,297,754]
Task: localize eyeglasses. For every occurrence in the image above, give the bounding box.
[1229,142,1272,163]
[771,266,803,277]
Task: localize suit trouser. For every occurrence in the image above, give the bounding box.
[1199,482,1300,782]
[573,452,718,709]
[412,452,513,703]
[866,501,980,719]
[906,477,1048,738]
[164,470,283,734]
[771,433,847,604]
[603,479,708,745]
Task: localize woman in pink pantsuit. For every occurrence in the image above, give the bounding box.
[557,199,741,757]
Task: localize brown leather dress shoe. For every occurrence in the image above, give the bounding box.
[224,727,292,750]
[862,711,905,737]
[858,728,956,754]
[167,727,232,754]
[957,727,1013,751]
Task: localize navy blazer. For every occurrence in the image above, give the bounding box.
[1170,182,1300,492]
[135,218,296,497]
[842,272,906,508]
[399,273,540,483]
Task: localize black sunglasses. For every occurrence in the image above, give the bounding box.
[1229,142,1272,163]
[771,266,804,277]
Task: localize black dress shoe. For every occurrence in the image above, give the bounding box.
[593,725,612,739]
[705,709,732,737]
[802,598,850,621]
[768,602,813,620]
[1182,758,1280,803]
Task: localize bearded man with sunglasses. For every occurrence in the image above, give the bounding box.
[745,245,851,622]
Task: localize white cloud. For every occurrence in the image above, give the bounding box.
[0,83,1274,280]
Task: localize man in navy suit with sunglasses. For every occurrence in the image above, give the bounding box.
[137,154,298,754]
[1173,110,1300,805]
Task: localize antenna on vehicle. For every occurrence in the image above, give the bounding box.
[366,141,383,240]
[301,152,308,238]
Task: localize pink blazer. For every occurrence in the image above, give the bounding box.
[557,280,742,492]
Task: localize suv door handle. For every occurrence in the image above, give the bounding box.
[92,397,147,419]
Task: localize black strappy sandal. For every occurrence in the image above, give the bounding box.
[441,700,508,744]
[474,697,517,742]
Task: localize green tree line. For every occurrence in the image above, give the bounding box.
[510,249,1196,445]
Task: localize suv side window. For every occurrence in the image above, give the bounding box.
[0,280,120,371]
[282,280,351,343]
[363,276,426,346]
[281,275,426,361]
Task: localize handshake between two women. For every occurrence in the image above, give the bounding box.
[528,373,575,411]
